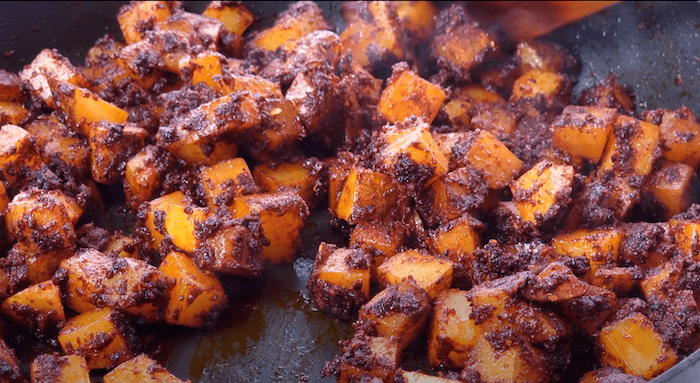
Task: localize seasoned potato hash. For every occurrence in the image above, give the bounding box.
[0,1,698,382]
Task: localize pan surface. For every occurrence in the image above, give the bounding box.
[1,2,699,382]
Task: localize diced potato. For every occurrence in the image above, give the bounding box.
[428,288,479,368]
[598,312,678,379]
[0,101,28,125]
[246,98,305,160]
[416,168,489,227]
[398,370,461,383]
[645,160,695,219]
[124,145,176,209]
[104,233,142,260]
[558,284,617,336]
[178,52,224,88]
[117,1,173,44]
[510,160,575,224]
[511,69,571,112]
[451,129,523,189]
[335,335,401,383]
[396,1,437,39]
[669,217,700,259]
[578,368,647,383]
[5,189,82,251]
[284,69,341,140]
[142,191,208,254]
[468,336,548,383]
[31,353,90,383]
[327,152,357,217]
[376,119,449,187]
[431,132,469,164]
[469,102,519,136]
[0,70,23,102]
[516,40,576,74]
[1,280,65,334]
[358,279,431,350]
[201,157,256,211]
[377,249,453,300]
[57,307,137,370]
[377,62,446,125]
[552,228,623,275]
[202,1,254,36]
[654,106,700,167]
[468,273,528,332]
[50,80,129,137]
[307,243,372,320]
[217,74,284,99]
[196,223,264,277]
[339,1,405,70]
[24,115,91,179]
[18,49,88,108]
[232,191,309,265]
[159,251,227,328]
[57,249,172,322]
[522,262,589,302]
[162,11,241,55]
[551,105,617,164]
[104,354,189,383]
[252,157,325,209]
[432,5,494,76]
[0,124,43,192]
[349,221,408,282]
[442,99,472,129]
[252,1,332,52]
[0,339,22,383]
[590,266,639,294]
[639,260,682,302]
[580,73,635,115]
[336,165,404,224]
[88,122,148,185]
[598,115,661,178]
[427,215,481,286]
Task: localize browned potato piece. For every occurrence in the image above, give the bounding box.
[650,106,700,168]
[117,1,174,44]
[252,157,325,209]
[306,242,371,320]
[511,69,572,113]
[639,260,682,302]
[523,262,589,302]
[124,145,176,209]
[142,191,208,254]
[0,101,28,125]
[377,62,446,125]
[416,168,489,227]
[428,288,479,368]
[350,221,408,282]
[202,1,254,36]
[201,157,256,211]
[510,160,575,225]
[195,223,264,277]
[396,2,437,39]
[598,115,661,178]
[327,152,358,217]
[580,73,636,115]
[24,115,91,179]
[336,165,404,224]
[0,338,22,383]
[598,312,678,379]
[159,251,227,328]
[333,334,401,383]
[1,280,65,334]
[466,336,548,383]
[0,124,43,192]
[0,70,23,102]
[377,249,453,300]
[551,105,617,164]
[398,370,461,383]
[177,52,224,88]
[104,354,189,383]
[357,278,431,350]
[252,1,332,52]
[516,39,576,74]
[232,191,309,265]
[31,353,90,383]
[57,307,137,370]
[451,129,523,189]
[339,1,405,70]
[578,368,646,383]
[427,215,481,286]
[88,122,148,185]
[18,49,88,108]
[5,189,82,252]
[104,233,142,260]
[669,216,700,260]
[558,284,617,336]
[469,102,519,136]
[57,249,172,322]
[645,160,695,219]
[552,228,623,276]
[432,5,494,78]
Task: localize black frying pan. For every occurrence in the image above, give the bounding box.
[1,2,700,382]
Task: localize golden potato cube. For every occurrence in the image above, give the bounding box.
[58,249,172,322]
[416,169,485,227]
[358,279,431,350]
[431,132,469,164]
[598,115,661,178]
[196,223,264,277]
[232,191,310,265]
[590,266,639,295]
[552,228,623,275]
[5,189,82,251]
[468,273,527,331]
[452,129,523,189]
[523,262,589,302]
[655,106,700,168]
[178,52,223,88]
[117,1,173,44]
[143,191,208,254]
[428,288,480,368]
[0,339,22,383]
[510,69,571,111]
[469,102,519,136]
[336,335,401,383]
[339,1,405,70]
[217,74,284,99]
[31,353,90,383]
[307,242,372,320]
[104,354,188,383]
[396,1,437,39]
[57,307,136,370]
[645,160,695,219]
[468,336,548,383]
[50,80,129,137]
[669,218,700,259]
[516,39,576,74]
[159,251,227,328]
[398,370,461,383]
[104,233,142,260]
[511,160,575,224]
[599,312,678,379]
[376,120,449,186]
[442,99,472,129]
[456,84,505,104]
[432,8,494,74]
[350,221,408,282]
[551,105,617,163]
[0,124,43,191]
[88,122,148,185]
[245,98,304,161]
[202,1,254,36]
[580,73,635,114]
[639,260,682,302]
[1,280,65,334]
[0,101,28,125]
[18,49,88,109]
[377,249,453,300]
[0,70,23,102]
[201,157,256,211]
[428,215,481,285]
[10,244,74,286]
[377,62,446,125]
[124,145,175,209]
[327,152,357,217]
[558,284,617,336]
[252,157,325,209]
[253,1,332,52]
[336,165,404,224]
[24,115,91,178]
[578,368,648,383]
